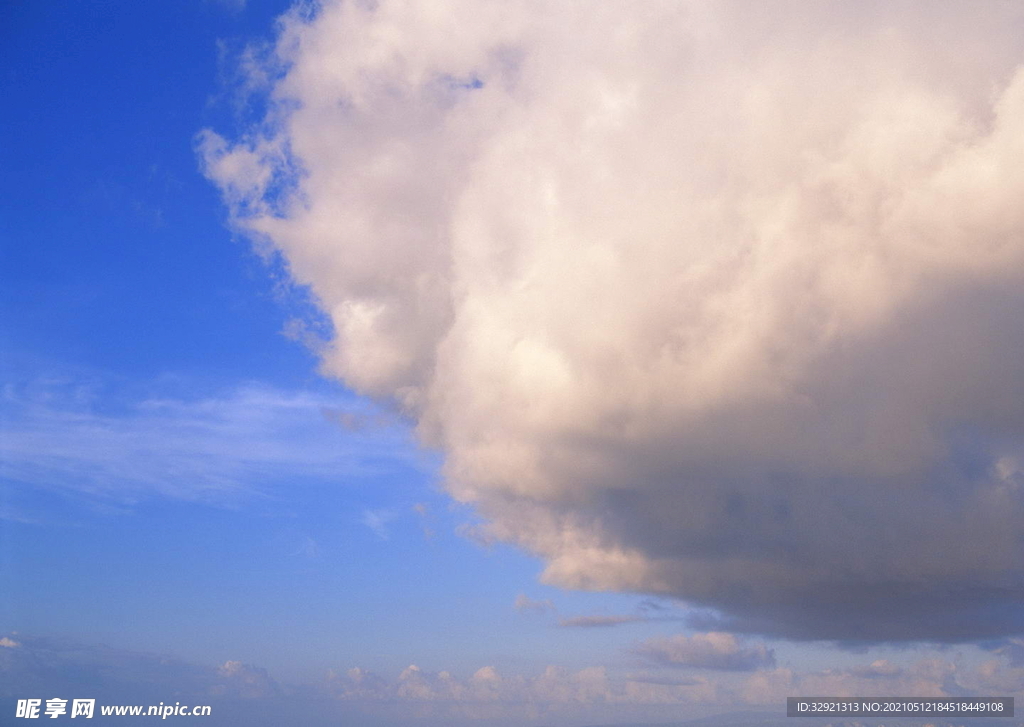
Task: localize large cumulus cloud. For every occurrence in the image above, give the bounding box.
[201,0,1024,641]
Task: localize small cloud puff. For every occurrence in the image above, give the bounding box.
[361,509,396,540]
[513,593,555,614]
[212,660,281,699]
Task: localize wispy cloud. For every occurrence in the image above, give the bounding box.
[361,508,396,540]
[633,633,775,672]
[411,501,435,540]
[559,615,648,628]
[513,593,555,615]
[0,634,280,701]
[290,535,320,558]
[209,0,246,14]
[0,373,420,510]
[555,599,687,628]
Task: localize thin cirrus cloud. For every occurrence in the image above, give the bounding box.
[558,615,650,629]
[513,592,680,627]
[633,632,775,672]
[201,0,1024,642]
[0,374,419,509]
[361,508,397,540]
[512,593,555,615]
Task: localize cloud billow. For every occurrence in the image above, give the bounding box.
[202,0,1024,641]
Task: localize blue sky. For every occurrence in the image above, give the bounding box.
[0,1,715,717]
[4,2,1024,726]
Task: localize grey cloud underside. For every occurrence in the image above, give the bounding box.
[203,0,1024,641]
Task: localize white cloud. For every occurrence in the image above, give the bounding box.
[362,508,396,540]
[7,633,1024,725]
[0,374,419,508]
[0,635,281,701]
[0,637,19,648]
[291,535,320,558]
[412,501,436,540]
[213,660,280,698]
[203,0,1024,641]
[325,661,717,707]
[634,632,775,672]
[738,657,963,705]
[513,593,554,615]
[559,615,646,628]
